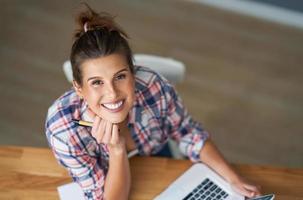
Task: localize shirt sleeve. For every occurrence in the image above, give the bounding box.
[47,128,106,200]
[161,81,210,162]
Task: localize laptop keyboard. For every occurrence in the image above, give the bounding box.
[182,178,229,200]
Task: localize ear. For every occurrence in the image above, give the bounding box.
[73,80,83,99]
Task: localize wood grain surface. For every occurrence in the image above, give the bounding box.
[0,146,302,200]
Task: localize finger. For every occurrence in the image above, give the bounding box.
[243,183,261,197]
[95,119,106,143]
[87,107,96,121]
[91,116,101,138]
[244,183,261,194]
[111,124,119,144]
[102,121,112,144]
[232,184,252,198]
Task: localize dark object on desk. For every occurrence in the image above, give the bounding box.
[247,194,275,200]
[154,143,173,158]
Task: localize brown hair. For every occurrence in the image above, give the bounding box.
[70,4,134,86]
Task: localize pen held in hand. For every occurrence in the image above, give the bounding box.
[73,119,121,133]
[73,119,93,127]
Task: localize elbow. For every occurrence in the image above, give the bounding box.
[103,181,130,200]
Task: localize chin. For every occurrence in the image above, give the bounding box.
[100,113,127,124]
[107,118,124,124]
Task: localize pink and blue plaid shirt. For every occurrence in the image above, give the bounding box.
[45,66,209,199]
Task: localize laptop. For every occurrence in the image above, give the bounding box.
[154,163,244,200]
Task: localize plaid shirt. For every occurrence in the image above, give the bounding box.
[45,66,209,200]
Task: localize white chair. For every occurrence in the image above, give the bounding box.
[63,54,186,159]
[133,54,185,84]
[63,54,185,84]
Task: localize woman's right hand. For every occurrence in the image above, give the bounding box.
[91,116,130,200]
[91,115,126,155]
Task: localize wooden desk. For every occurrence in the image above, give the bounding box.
[0,146,302,200]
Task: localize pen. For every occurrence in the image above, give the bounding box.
[73,119,93,127]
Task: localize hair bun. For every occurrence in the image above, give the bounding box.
[74,3,128,39]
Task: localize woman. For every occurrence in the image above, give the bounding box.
[45,5,261,200]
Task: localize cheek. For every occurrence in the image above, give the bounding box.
[84,90,102,107]
[124,77,135,92]
[126,91,135,109]
[123,82,135,99]
[126,84,134,93]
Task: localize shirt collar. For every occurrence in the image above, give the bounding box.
[79,99,92,121]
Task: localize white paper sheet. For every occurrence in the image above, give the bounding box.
[57,182,85,200]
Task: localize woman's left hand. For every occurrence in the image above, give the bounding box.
[230,176,261,198]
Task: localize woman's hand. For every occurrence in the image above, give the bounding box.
[199,140,261,198]
[91,115,113,144]
[230,176,261,198]
[89,116,130,200]
[91,115,126,155]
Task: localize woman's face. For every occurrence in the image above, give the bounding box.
[74,54,135,124]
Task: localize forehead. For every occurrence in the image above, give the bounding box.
[81,54,128,78]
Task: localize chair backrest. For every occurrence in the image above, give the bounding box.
[133,54,185,83]
[63,54,186,84]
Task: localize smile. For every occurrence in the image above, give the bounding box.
[101,100,124,112]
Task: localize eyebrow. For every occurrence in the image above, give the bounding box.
[87,67,129,82]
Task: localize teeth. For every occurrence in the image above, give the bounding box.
[103,100,123,110]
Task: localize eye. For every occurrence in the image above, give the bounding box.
[115,74,126,80]
[91,80,103,86]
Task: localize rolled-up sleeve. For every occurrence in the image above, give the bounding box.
[47,129,105,200]
[162,81,210,162]
[45,90,107,199]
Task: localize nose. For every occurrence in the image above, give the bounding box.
[104,82,118,99]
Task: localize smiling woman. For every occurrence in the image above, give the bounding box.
[45,3,261,200]
[73,54,135,124]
